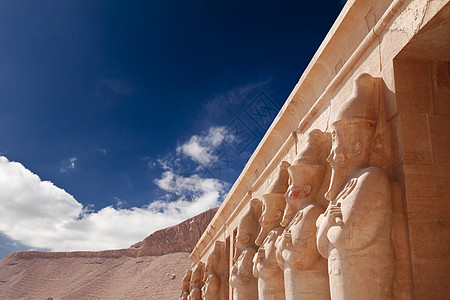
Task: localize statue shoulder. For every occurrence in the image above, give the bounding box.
[355,166,389,190]
[302,203,325,218]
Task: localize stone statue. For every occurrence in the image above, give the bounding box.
[316,73,395,299]
[275,129,330,300]
[188,262,204,300]
[202,241,225,300]
[253,161,290,300]
[230,198,262,300]
[180,269,192,300]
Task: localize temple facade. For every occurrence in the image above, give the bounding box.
[182,0,450,299]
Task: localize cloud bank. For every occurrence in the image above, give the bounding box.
[0,155,225,252]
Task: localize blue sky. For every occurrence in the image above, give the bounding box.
[0,1,344,258]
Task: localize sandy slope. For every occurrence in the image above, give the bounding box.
[0,251,190,300]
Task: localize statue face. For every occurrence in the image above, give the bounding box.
[205,256,217,274]
[234,229,250,250]
[326,126,368,200]
[327,129,350,170]
[285,184,301,203]
[259,203,281,228]
[255,196,284,245]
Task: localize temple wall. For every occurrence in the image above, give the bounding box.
[185,0,450,299]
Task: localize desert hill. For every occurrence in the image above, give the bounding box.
[0,208,217,300]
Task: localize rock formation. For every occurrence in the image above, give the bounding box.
[131,208,218,256]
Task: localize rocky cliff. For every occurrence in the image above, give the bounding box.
[0,208,217,300]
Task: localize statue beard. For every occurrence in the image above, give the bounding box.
[255,225,269,246]
[280,205,295,227]
[325,153,351,201]
[281,188,299,227]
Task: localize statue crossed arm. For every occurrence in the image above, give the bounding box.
[276,205,322,270]
[320,167,391,252]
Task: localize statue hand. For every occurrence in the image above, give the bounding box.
[282,231,293,249]
[323,203,342,227]
[257,248,265,260]
[231,263,238,274]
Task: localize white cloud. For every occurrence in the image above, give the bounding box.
[60,157,77,173]
[0,156,224,252]
[177,126,234,167]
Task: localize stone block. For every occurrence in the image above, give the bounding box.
[432,61,450,115]
[394,59,434,114]
[428,115,450,165]
[399,112,432,165]
[404,164,450,299]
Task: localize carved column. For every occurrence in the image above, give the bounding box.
[188,262,205,300]
[230,198,262,300]
[316,73,395,299]
[275,129,330,300]
[180,269,192,300]
[253,161,290,300]
[202,241,225,300]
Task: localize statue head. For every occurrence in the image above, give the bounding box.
[204,241,222,278]
[202,241,224,300]
[182,269,192,290]
[326,73,381,200]
[190,262,205,288]
[281,129,328,226]
[255,161,289,245]
[234,198,262,254]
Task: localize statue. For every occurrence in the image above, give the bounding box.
[230,198,262,300]
[188,262,204,300]
[253,161,290,300]
[275,129,330,300]
[202,241,225,300]
[316,73,395,299]
[180,269,192,300]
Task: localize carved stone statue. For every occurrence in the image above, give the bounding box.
[316,73,395,299]
[188,262,204,300]
[253,161,290,300]
[230,198,262,300]
[202,241,225,300]
[275,129,330,300]
[180,269,192,300]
